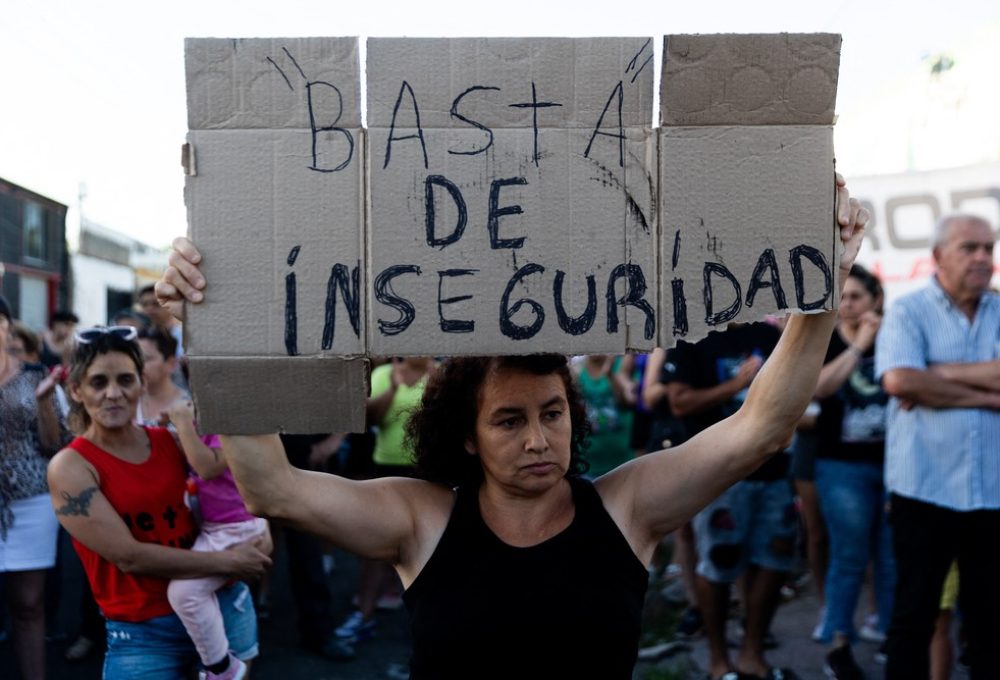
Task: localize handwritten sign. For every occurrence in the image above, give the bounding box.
[182,34,841,433]
[367,38,657,355]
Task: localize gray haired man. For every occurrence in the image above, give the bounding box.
[876,214,999,679]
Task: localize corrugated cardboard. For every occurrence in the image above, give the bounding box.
[366,38,657,356]
[659,33,840,126]
[184,37,367,434]
[181,34,845,432]
[658,34,841,346]
[187,357,368,435]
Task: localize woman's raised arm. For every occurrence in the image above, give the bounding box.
[600,175,869,564]
[218,434,452,586]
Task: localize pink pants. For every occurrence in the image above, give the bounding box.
[167,518,268,665]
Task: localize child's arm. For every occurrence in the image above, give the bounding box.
[165,399,228,480]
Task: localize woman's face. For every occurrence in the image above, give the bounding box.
[139,339,173,387]
[71,351,142,430]
[466,367,573,496]
[838,276,876,323]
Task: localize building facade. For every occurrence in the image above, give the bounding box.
[72,221,168,327]
[0,177,69,331]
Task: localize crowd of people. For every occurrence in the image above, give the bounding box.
[0,204,996,680]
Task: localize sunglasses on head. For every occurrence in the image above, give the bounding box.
[75,326,138,344]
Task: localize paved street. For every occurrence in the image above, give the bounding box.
[654,576,968,680]
[686,587,887,680]
[1,530,971,679]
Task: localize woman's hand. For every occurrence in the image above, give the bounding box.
[852,310,883,353]
[164,398,197,427]
[835,173,870,278]
[35,364,68,401]
[222,536,272,581]
[254,525,275,556]
[155,237,206,322]
[732,354,764,389]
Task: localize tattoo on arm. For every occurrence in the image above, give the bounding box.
[57,487,98,517]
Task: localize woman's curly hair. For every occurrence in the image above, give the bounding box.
[406,354,591,488]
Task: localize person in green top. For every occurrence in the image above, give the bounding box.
[369,357,434,468]
[334,356,435,655]
[574,355,635,478]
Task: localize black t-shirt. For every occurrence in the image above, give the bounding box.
[671,322,787,481]
[645,350,687,452]
[815,330,887,464]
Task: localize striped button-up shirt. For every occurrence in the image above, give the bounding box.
[875,277,1000,511]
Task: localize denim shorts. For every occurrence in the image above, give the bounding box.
[103,581,258,680]
[694,478,798,583]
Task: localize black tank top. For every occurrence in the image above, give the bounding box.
[403,476,649,679]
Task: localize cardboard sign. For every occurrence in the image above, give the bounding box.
[659,34,842,343]
[184,37,367,434]
[182,34,842,434]
[367,38,657,356]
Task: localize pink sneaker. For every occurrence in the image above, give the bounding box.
[198,652,247,680]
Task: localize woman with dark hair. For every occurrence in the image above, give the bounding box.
[0,296,68,680]
[156,181,868,679]
[46,327,271,679]
[408,354,591,487]
[812,264,895,678]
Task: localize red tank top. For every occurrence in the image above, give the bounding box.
[68,427,198,622]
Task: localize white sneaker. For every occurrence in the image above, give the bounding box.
[857,613,885,643]
[812,606,827,642]
[858,623,886,643]
[335,610,376,641]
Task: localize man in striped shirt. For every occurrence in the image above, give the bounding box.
[876,213,999,679]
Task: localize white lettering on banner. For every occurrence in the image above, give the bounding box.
[850,164,1000,302]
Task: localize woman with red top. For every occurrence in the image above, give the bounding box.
[46,327,271,680]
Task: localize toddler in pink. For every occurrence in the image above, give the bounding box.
[165,402,268,679]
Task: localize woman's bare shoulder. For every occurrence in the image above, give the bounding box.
[383,477,456,515]
[48,446,100,489]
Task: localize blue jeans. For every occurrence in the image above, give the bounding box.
[815,458,895,641]
[103,581,258,680]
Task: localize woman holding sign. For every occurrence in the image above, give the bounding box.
[155,176,867,680]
